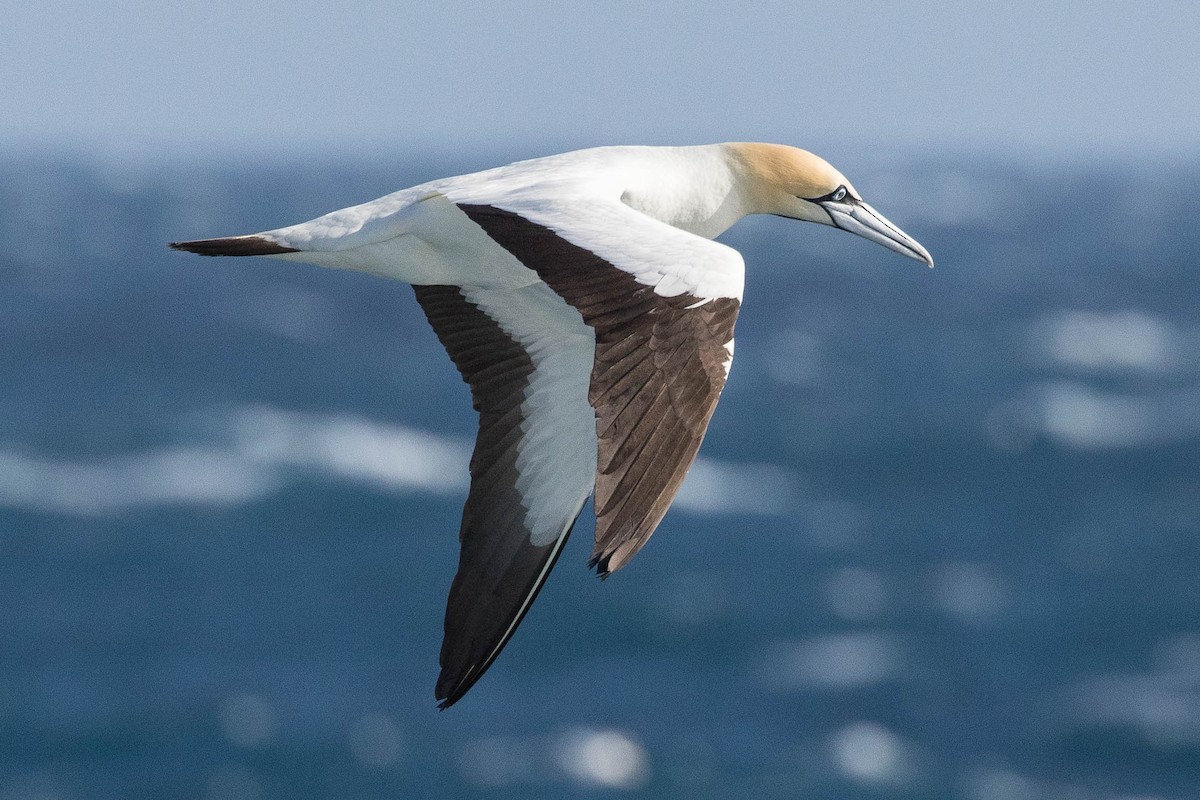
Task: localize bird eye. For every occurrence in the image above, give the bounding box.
[831,187,847,202]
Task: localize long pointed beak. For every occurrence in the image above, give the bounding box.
[821,201,934,267]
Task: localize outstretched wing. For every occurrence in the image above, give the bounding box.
[175,192,742,707]
[414,281,597,708]
[457,201,741,576]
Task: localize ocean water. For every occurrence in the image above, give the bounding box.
[1,151,1198,799]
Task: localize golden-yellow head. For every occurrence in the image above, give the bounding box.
[728,142,856,203]
[727,142,932,267]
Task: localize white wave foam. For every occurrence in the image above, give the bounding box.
[0,446,279,516]
[675,457,800,515]
[229,406,470,494]
[760,632,904,691]
[830,722,917,786]
[0,405,801,518]
[1038,381,1200,449]
[555,728,651,790]
[929,561,1008,626]
[0,406,470,516]
[1065,673,1200,747]
[1032,309,1182,374]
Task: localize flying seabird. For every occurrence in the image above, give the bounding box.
[171,143,932,707]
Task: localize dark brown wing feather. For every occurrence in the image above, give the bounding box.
[414,284,580,708]
[457,204,739,576]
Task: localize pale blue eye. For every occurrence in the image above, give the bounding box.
[832,187,847,202]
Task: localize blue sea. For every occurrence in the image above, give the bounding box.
[2,149,1198,799]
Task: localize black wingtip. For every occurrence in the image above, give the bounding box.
[169,236,300,257]
[435,671,476,710]
[434,514,582,710]
[588,553,614,579]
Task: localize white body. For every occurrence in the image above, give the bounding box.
[261,145,750,300]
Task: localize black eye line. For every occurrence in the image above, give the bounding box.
[803,185,853,204]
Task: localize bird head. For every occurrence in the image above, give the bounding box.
[727,142,933,267]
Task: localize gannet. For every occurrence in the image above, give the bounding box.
[171,143,932,707]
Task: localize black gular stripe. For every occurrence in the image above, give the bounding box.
[413,284,577,709]
[457,204,740,576]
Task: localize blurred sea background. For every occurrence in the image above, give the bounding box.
[2,3,1199,799]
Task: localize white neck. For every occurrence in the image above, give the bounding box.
[612,145,752,239]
